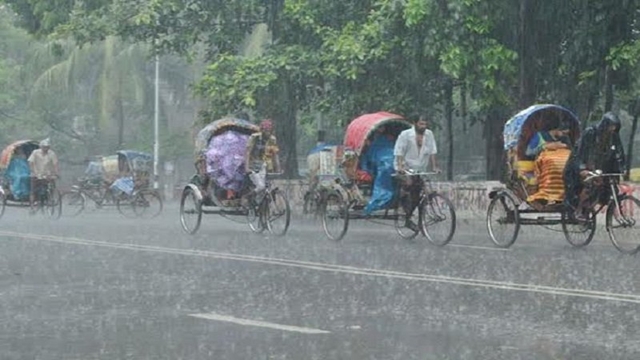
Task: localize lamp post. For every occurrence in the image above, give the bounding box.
[153,55,160,190]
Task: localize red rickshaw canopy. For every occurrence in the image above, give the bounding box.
[343,111,409,154]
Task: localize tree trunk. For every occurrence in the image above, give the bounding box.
[444,79,454,181]
[518,0,535,108]
[461,81,468,133]
[627,110,639,178]
[484,107,508,181]
[277,78,299,178]
[604,65,614,112]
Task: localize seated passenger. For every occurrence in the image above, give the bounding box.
[360,126,396,214]
[4,147,31,200]
[526,121,572,206]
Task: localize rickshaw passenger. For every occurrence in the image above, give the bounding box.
[563,112,626,220]
[525,121,572,205]
[360,126,396,214]
[110,155,135,196]
[206,129,251,199]
[394,114,440,231]
[525,123,571,158]
[5,147,30,200]
[244,119,281,198]
[28,138,59,210]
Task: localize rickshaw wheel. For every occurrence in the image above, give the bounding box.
[561,209,596,248]
[116,193,136,218]
[322,192,349,241]
[61,191,85,217]
[180,187,202,235]
[132,190,163,219]
[394,203,420,240]
[303,191,315,215]
[606,195,640,254]
[422,193,456,246]
[265,189,290,237]
[487,191,520,248]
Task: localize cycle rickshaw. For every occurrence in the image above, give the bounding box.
[309,111,456,243]
[0,140,61,218]
[63,150,163,218]
[487,104,640,253]
[179,117,291,236]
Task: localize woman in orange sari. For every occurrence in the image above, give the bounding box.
[526,122,572,206]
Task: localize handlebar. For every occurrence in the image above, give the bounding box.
[583,170,624,183]
[392,171,440,178]
[31,175,58,180]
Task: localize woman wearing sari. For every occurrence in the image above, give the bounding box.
[525,121,572,206]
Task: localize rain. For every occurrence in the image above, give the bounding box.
[1,0,640,359]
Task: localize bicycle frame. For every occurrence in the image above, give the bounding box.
[581,172,625,217]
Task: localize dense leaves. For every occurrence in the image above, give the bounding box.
[3,0,640,176]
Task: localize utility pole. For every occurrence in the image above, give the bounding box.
[153,55,160,190]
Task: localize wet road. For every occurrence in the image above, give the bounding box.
[1,204,639,359]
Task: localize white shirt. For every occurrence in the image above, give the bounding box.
[28,149,58,178]
[393,127,437,171]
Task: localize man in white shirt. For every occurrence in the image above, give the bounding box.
[28,138,59,210]
[393,114,440,230]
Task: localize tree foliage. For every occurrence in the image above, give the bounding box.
[3,0,640,178]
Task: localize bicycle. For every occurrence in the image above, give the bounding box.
[393,171,457,246]
[245,172,291,236]
[568,170,640,254]
[32,176,61,219]
[61,178,118,216]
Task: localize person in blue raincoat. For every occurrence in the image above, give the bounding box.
[5,147,31,200]
[360,126,397,214]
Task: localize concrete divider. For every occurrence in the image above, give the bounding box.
[274,179,640,218]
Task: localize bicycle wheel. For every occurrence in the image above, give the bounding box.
[47,189,62,220]
[487,191,520,248]
[61,191,86,217]
[394,202,420,240]
[132,190,163,219]
[247,198,266,234]
[422,193,456,246]
[0,191,6,219]
[606,195,640,254]
[180,187,202,235]
[322,192,349,241]
[265,189,291,236]
[561,209,596,248]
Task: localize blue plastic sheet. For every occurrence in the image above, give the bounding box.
[4,158,30,200]
[360,135,396,214]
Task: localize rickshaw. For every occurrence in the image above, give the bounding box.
[487,104,640,253]
[179,117,291,236]
[313,112,456,243]
[62,150,163,218]
[0,140,61,218]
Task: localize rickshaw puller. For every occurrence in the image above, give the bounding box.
[563,112,626,220]
[394,114,440,231]
[243,119,281,204]
[28,138,59,212]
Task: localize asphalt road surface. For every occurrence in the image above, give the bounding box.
[1,203,639,359]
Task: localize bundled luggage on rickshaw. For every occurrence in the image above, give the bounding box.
[62,150,162,218]
[487,104,640,253]
[0,139,61,218]
[308,111,456,243]
[180,117,290,236]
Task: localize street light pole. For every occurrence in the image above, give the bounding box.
[153,55,160,190]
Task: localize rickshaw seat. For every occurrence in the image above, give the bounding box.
[515,160,537,186]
